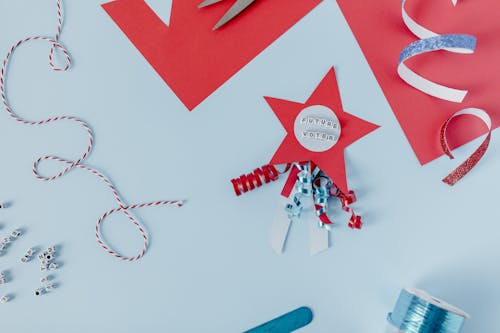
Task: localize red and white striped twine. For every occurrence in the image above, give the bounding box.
[0,0,183,262]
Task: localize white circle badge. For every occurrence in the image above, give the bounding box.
[293,105,341,152]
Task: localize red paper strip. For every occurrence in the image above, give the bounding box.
[281,164,301,198]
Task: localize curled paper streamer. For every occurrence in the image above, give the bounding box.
[313,174,334,226]
[399,0,477,103]
[330,186,361,229]
[399,0,492,185]
[284,163,319,223]
[398,35,476,103]
[283,162,360,229]
[231,164,290,196]
[235,162,361,255]
[231,162,361,254]
[0,0,183,262]
[440,108,492,185]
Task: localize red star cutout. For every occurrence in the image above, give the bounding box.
[264,68,379,194]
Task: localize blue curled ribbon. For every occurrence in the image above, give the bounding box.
[285,163,315,218]
[312,175,333,229]
[399,0,477,103]
[285,163,332,230]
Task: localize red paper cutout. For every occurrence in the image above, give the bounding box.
[102,0,322,111]
[265,68,379,194]
[337,0,500,164]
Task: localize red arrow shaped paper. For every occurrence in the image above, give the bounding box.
[102,0,322,111]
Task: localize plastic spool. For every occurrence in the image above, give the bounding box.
[386,288,469,333]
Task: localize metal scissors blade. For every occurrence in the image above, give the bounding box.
[199,0,257,30]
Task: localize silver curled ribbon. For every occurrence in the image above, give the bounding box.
[270,162,361,255]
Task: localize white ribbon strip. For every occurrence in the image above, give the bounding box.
[399,0,476,103]
[270,193,330,255]
[270,196,294,254]
[309,220,329,255]
[402,0,460,42]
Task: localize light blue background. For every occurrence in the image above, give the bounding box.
[0,0,499,332]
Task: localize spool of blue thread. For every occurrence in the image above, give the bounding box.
[386,288,469,333]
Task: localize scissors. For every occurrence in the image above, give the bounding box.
[198,0,258,30]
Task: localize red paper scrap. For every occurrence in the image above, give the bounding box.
[102,0,322,111]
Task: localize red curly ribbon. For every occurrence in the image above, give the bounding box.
[231,164,291,196]
[315,203,334,226]
[331,187,362,229]
[280,163,362,229]
[440,108,492,186]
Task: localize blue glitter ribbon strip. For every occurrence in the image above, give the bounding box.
[399,0,477,103]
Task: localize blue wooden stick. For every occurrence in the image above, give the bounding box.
[244,307,313,333]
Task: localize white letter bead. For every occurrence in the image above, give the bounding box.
[48,263,58,271]
[0,295,9,303]
[34,288,45,296]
